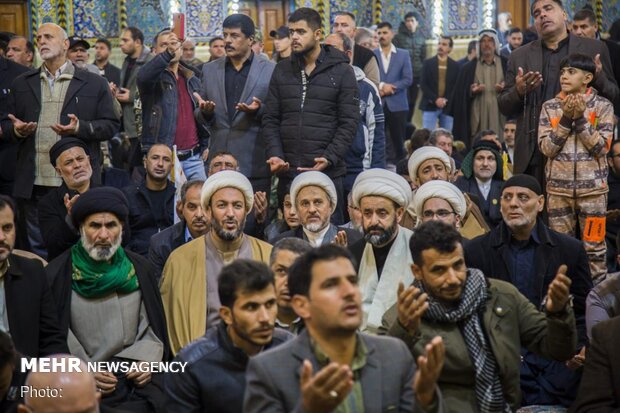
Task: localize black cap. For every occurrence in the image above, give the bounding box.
[71,187,129,228]
[49,138,90,167]
[68,36,90,50]
[269,26,289,39]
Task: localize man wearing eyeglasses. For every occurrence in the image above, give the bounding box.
[412,180,467,231]
[464,173,593,409]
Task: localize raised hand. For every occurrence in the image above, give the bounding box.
[396,282,428,335]
[300,360,353,413]
[63,193,80,215]
[253,191,268,224]
[297,157,329,172]
[546,264,572,314]
[193,92,216,115]
[413,336,445,407]
[571,93,586,120]
[334,230,348,247]
[8,114,37,137]
[266,156,289,174]
[515,67,543,96]
[50,114,79,136]
[236,96,261,113]
[594,54,602,76]
[561,94,575,120]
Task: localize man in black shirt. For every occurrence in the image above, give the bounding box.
[122,144,175,256]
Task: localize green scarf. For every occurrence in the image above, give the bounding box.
[71,242,139,299]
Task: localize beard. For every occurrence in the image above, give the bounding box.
[80,228,122,261]
[363,216,398,247]
[293,40,316,57]
[212,216,245,241]
[303,217,329,233]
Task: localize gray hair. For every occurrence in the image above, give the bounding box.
[330,32,353,53]
[428,128,453,145]
[269,237,313,266]
[180,180,205,204]
[354,27,373,44]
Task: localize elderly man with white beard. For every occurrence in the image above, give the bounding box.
[347,169,414,332]
[45,187,170,412]
[160,170,273,355]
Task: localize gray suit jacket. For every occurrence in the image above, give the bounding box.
[243,330,443,413]
[197,54,275,179]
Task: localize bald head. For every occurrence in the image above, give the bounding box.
[37,23,69,64]
[19,356,99,413]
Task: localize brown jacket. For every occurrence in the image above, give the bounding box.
[538,88,614,197]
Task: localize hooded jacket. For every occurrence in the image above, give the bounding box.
[262,45,360,179]
[393,22,426,75]
[538,88,615,198]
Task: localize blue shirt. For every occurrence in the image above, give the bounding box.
[508,225,541,305]
[184,225,193,243]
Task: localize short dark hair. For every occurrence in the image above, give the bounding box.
[560,53,596,77]
[180,179,205,204]
[505,118,517,126]
[124,27,144,44]
[334,11,356,22]
[223,13,256,38]
[209,36,224,46]
[218,259,275,308]
[10,35,34,55]
[0,331,17,372]
[507,27,522,36]
[531,0,563,15]
[269,237,313,266]
[573,8,597,25]
[289,7,322,31]
[439,35,453,48]
[153,28,171,49]
[410,221,462,266]
[95,37,112,50]
[288,244,356,297]
[467,39,477,54]
[404,11,420,21]
[377,21,392,30]
[0,195,17,223]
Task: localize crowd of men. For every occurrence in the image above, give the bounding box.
[2,0,620,411]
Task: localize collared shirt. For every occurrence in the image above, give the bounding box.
[475,177,492,200]
[542,34,570,102]
[508,224,541,304]
[224,52,254,123]
[303,224,331,247]
[311,335,367,413]
[41,60,70,93]
[275,317,303,335]
[380,44,397,74]
[184,226,193,243]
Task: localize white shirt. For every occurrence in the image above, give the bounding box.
[303,224,331,247]
[476,177,492,200]
[380,43,397,73]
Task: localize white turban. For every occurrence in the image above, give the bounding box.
[290,171,337,214]
[351,168,411,208]
[412,180,467,220]
[407,146,452,182]
[200,170,254,214]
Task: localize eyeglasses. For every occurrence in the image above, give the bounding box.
[422,209,455,219]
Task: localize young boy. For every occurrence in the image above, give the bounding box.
[539,53,615,283]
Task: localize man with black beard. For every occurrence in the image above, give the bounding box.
[348,169,415,332]
[160,171,273,355]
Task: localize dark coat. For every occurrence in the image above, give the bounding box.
[262,45,360,179]
[122,181,175,257]
[603,38,620,116]
[447,55,508,148]
[418,55,459,111]
[497,34,618,178]
[137,51,209,151]
[147,221,186,277]
[0,65,120,199]
[352,43,376,72]
[392,22,426,75]
[4,254,68,357]
[454,176,503,229]
[0,57,30,195]
[101,62,121,86]
[164,322,293,412]
[45,248,171,362]
[37,182,82,261]
[571,316,620,412]
[271,224,363,246]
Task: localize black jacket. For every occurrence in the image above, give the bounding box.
[352,43,376,71]
[0,64,120,199]
[262,45,360,179]
[4,254,68,357]
[45,248,171,362]
[122,181,175,257]
[148,221,186,277]
[447,56,508,148]
[454,176,503,229]
[271,224,363,246]
[164,322,293,412]
[0,57,30,194]
[37,182,82,260]
[418,55,459,111]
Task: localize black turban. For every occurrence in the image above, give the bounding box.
[502,174,543,196]
[49,138,90,167]
[71,187,129,228]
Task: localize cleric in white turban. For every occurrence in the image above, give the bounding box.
[290,171,338,214]
[407,146,452,186]
[412,180,467,229]
[201,170,255,214]
[161,171,273,355]
[348,168,415,332]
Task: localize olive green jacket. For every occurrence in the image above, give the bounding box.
[379,275,577,412]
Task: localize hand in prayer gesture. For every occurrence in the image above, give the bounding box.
[334,230,348,247]
[561,94,575,120]
[8,114,37,137]
[50,114,79,136]
[253,191,268,224]
[515,67,543,97]
[193,92,216,115]
[413,336,445,408]
[571,94,586,120]
[236,97,261,113]
[297,157,329,172]
[63,193,80,215]
[300,360,353,413]
[546,264,572,314]
[266,157,289,174]
[396,281,428,335]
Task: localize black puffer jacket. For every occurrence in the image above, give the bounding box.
[262,45,360,179]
